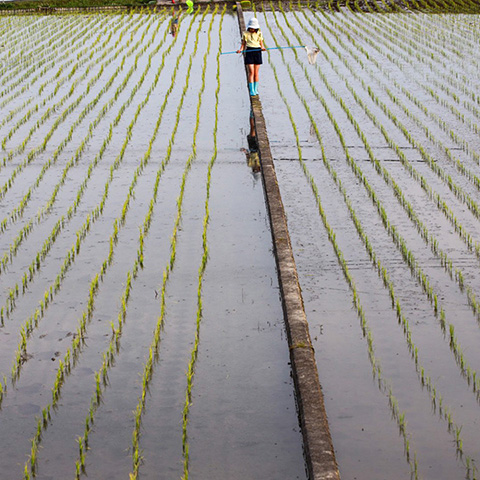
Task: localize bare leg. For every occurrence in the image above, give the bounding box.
[247,64,255,84]
[253,64,261,82]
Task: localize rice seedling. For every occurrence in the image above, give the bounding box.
[180,8,224,478]
[18,9,206,479]
[262,3,476,472]
[1,14,172,351]
[305,8,480,329]
[258,8,421,474]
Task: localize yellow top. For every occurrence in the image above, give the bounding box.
[242,30,263,49]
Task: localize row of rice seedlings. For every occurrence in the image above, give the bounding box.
[0,359,7,404]
[127,8,215,478]
[259,14,420,475]
[288,5,480,396]
[264,6,477,473]
[0,13,158,239]
[345,9,480,153]
[0,13,130,114]
[0,14,118,151]
[0,15,90,99]
[0,13,142,232]
[357,12,480,151]
[18,12,203,479]
[310,8,480,323]
[74,13,217,476]
[0,16,161,280]
[5,11,184,387]
[0,14,151,175]
[0,14,117,132]
[0,14,170,331]
[180,7,224,478]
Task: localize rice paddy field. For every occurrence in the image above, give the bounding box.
[1,1,480,479]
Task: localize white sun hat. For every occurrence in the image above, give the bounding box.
[247,17,260,30]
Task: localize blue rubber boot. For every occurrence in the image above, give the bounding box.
[248,82,255,96]
[253,82,259,95]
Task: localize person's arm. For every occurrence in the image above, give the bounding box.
[259,32,266,51]
[237,38,246,54]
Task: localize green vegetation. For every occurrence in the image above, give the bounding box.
[257,0,480,476]
[0,0,153,13]
[2,2,480,478]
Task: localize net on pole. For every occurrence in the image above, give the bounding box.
[305,46,320,65]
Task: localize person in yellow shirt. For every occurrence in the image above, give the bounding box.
[237,17,266,96]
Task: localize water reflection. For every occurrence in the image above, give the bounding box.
[242,108,261,175]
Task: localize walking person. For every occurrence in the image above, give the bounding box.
[237,17,266,96]
[170,10,179,37]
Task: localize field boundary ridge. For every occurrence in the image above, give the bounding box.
[235,3,340,479]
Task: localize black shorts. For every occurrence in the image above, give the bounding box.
[244,48,262,65]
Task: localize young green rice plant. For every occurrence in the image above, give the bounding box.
[18,11,205,480]
[0,14,116,150]
[306,7,480,324]
[291,2,480,393]
[263,4,476,472]
[180,7,224,478]
[0,15,170,330]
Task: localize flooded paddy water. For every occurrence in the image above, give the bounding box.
[257,2,480,479]
[0,9,305,479]
[2,1,480,479]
